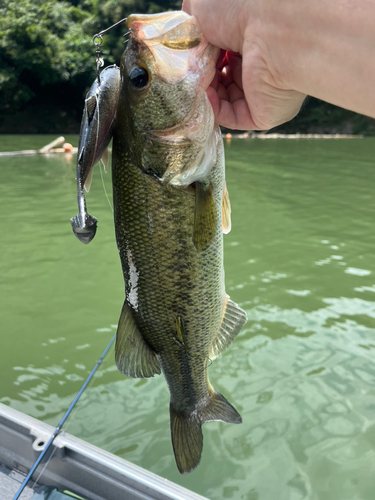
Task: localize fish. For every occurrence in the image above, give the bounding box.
[71,11,247,474]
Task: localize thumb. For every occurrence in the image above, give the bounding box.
[182,0,192,14]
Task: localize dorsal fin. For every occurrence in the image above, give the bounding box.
[115,302,161,378]
[210,296,247,359]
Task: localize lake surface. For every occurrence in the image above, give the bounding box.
[1,135,375,500]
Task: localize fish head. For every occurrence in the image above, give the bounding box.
[118,11,220,185]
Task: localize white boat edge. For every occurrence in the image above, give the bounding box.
[0,402,209,500]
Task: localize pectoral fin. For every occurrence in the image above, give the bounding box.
[115,302,161,378]
[222,182,231,234]
[193,182,218,251]
[210,296,247,359]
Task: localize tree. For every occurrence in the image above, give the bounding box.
[0,0,96,113]
[0,0,182,122]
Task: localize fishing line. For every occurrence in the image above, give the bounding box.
[30,390,77,492]
[93,17,129,82]
[12,334,116,500]
[100,160,113,212]
[92,87,113,214]
[92,17,126,214]
[31,442,58,491]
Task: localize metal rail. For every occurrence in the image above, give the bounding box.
[11,334,116,500]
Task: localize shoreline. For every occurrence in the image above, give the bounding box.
[0,133,365,157]
[223,132,363,140]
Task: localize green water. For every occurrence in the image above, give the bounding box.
[1,135,375,500]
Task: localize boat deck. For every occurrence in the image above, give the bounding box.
[0,462,83,500]
[0,403,208,500]
[1,463,34,500]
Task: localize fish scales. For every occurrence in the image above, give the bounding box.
[112,133,225,366]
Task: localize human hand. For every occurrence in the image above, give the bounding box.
[183,0,306,130]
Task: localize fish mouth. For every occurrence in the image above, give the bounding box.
[126,12,219,89]
[195,40,219,92]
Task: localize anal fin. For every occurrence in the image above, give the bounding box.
[115,302,161,378]
[211,296,247,359]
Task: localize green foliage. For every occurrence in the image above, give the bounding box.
[0,0,96,112]
[0,0,182,118]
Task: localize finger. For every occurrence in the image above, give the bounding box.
[208,75,256,129]
[228,54,244,91]
[206,85,230,118]
[227,82,244,103]
[208,74,260,129]
[210,70,220,92]
[217,82,229,101]
[216,98,257,130]
[182,0,191,14]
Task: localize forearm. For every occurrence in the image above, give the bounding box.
[183,0,375,128]
[259,0,375,117]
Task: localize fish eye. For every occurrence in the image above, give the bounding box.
[129,66,150,90]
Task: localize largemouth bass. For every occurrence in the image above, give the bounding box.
[72,11,247,474]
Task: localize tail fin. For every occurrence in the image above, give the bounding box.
[170,410,203,474]
[170,391,241,474]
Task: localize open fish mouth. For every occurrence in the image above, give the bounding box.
[126,11,219,90]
